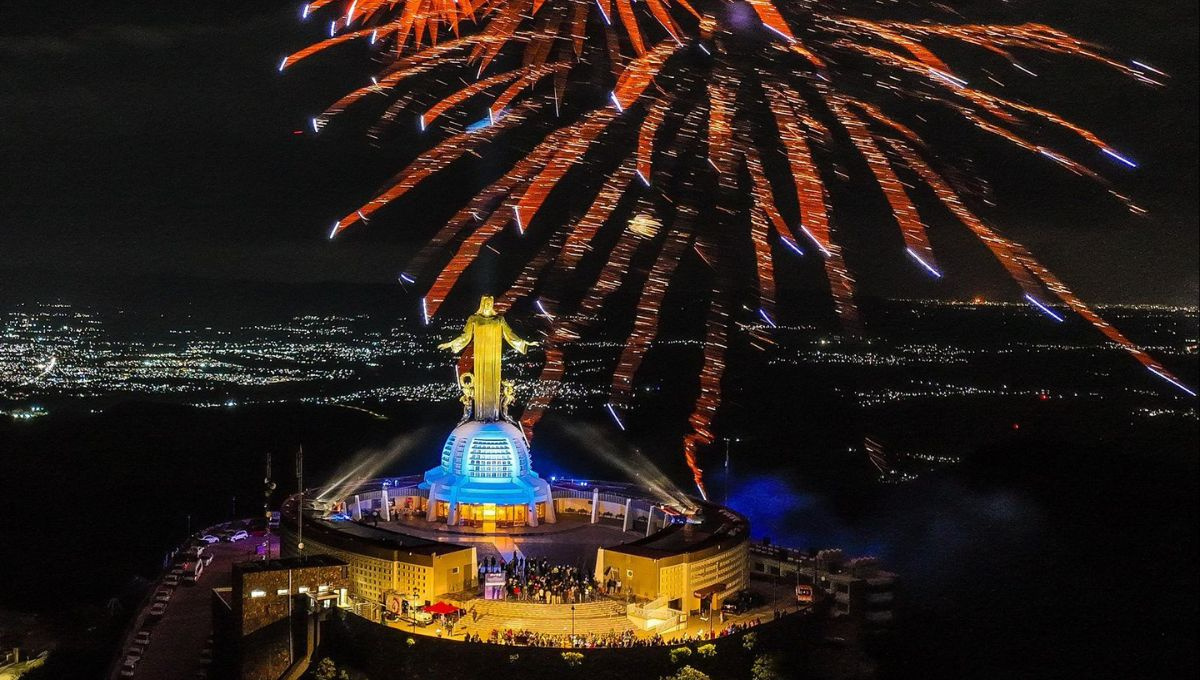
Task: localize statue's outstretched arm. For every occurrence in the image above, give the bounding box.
[500,318,538,354]
[438,318,475,352]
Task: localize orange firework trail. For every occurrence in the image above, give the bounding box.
[284,0,1195,496]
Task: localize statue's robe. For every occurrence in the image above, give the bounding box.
[443,313,532,421]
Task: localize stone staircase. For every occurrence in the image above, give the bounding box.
[450,598,633,637]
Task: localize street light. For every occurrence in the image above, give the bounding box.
[721,437,741,507]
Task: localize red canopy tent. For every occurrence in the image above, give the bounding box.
[422,601,461,616]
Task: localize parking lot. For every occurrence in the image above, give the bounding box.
[112,530,276,679]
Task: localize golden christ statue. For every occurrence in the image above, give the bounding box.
[438,296,537,422]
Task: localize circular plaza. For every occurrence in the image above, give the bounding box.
[280,474,753,644]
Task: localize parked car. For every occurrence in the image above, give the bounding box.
[228,529,249,542]
[154,590,171,603]
[405,610,434,626]
[148,602,167,617]
[164,574,180,587]
[721,590,764,615]
[202,553,215,567]
[199,534,221,544]
[126,645,145,658]
[134,630,151,645]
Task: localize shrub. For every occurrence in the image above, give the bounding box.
[669,647,693,664]
[751,654,782,680]
[312,658,338,680]
[561,651,584,668]
[405,637,415,647]
[508,653,520,664]
[742,632,758,651]
[696,643,717,658]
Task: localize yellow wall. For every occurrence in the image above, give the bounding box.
[281,529,476,608]
[597,538,749,612]
[430,547,477,596]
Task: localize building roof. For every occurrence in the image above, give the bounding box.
[281,496,472,559]
[604,501,749,560]
[233,554,347,574]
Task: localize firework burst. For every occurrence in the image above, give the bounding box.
[283,0,1193,497]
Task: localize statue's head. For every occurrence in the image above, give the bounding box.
[477,295,496,316]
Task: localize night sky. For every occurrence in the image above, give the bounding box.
[1,0,1196,306]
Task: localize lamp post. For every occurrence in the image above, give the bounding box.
[571,604,576,639]
[721,437,740,507]
[296,446,305,561]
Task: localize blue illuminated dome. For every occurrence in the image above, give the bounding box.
[420,420,556,526]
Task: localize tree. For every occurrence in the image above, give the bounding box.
[742,632,758,651]
[562,651,584,668]
[696,644,717,658]
[660,666,712,680]
[751,654,782,680]
[669,646,693,664]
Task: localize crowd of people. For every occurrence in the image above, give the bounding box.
[458,617,767,648]
[478,555,604,604]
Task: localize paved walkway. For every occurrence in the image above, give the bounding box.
[399,579,809,646]
[452,598,633,638]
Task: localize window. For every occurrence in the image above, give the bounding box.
[250,590,266,598]
[276,589,289,596]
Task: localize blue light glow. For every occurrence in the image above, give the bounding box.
[605,403,626,431]
[1148,366,1197,397]
[781,236,805,256]
[906,248,943,278]
[594,0,610,25]
[1024,294,1065,322]
[799,225,831,257]
[609,92,624,113]
[1101,147,1138,169]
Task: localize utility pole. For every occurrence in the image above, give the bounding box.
[263,451,276,560]
[296,445,305,561]
[287,567,294,666]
